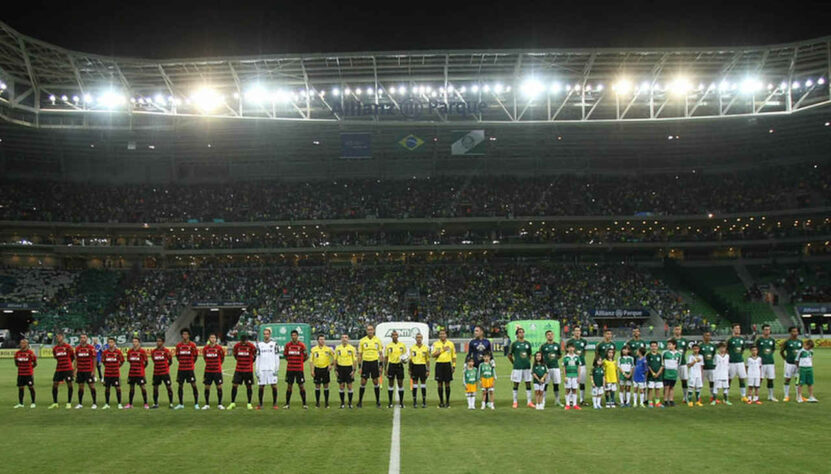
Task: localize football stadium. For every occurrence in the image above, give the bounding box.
[1,13,831,473]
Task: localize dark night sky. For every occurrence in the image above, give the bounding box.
[3,1,830,58]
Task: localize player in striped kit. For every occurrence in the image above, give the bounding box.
[256,327,280,409]
[50,333,74,409]
[14,338,37,408]
[101,337,125,409]
[283,330,308,409]
[174,328,200,410]
[228,333,257,410]
[126,337,149,409]
[201,334,225,409]
[150,336,174,408]
[74,334,98,409]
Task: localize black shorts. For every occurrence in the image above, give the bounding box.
[53,370,74,383]
[387,363,404,380]
[664,379,677,388]
[128,376,146,386]
[435,362,453,382]
[104,376,121,388]
[153,374,172,386]
[410,364,428,382]
[177,370,196,384]
[203,372,223,385]
[336,365,354,384]
[17,375,34,387]
[285,370,305,385]
[361,360,380,380]
[313,367,331,385]
[232,371,254,385]
[76,371,95,384]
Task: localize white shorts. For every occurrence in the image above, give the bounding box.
[591,386,604,396]
[703,369,714,382]
[728,363,747,379]
[747,377,760,388]
[679,365,689,381]
[565,377,579,390]
[578,365,587,384]
[634,381,646,390]
[647,381,663,389]
[620,378,632,387]
[510,369,532,383]
[784,362,798,379]
[688,377,703,389]
[715,379,729,390]
[257,370,278,385]
[605,383,618,391]
[547,368,562,384]
[533,383,546,391]
[761,364,775,379]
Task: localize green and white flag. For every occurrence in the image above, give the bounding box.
[450,130,486,155]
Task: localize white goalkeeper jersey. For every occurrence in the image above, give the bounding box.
[256,340,280,373]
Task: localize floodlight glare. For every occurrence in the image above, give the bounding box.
[739,78,762,94]
[332,88,340,96]
[244,85,269,104]
[494,83,503,93]
[471,85,479,93]
[191,87,223,112]
[550,82,562,93]
[520,78,544,98]
[98,90,126,108]
[613,79,632,94]
[818,78,826,85]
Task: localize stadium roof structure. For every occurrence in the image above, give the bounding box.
[0,20,829,128]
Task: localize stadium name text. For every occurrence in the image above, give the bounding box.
[332,98,489,119]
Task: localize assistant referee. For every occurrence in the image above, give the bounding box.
[357,324,384,408]
[431,329,456,408]
[310,334,335,408]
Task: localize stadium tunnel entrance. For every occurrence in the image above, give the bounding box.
[0,309,35,347]
[188,304,246,344]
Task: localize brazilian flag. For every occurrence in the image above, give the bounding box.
[397,134,425,152]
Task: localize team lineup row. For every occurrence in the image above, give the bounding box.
[11,323,818,411]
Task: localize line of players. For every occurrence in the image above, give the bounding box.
[12,324,464,410]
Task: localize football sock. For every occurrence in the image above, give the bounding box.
[105,389,110,405]
[579,384,585,402]
[217,388,222,405]
[421,385,427,403]
[204,389,210,405]
[445,386,451,404]
[438,386,445,404]
[398,389,404,406]
[67,385,73,404]
[359,387,365,403]
[258,387,264,405]
[512,389,518,403]
[18,388,23,404]
[348,389,354,404]
[412,387,417,402]
[695,390,700,402]
[166,387,173,404]
[316,388,321,404]
[153,388,159,405]
[374,385,380,403]
[246,386,252,403]
[192,386,199,404]
[339,389,345,404]
[231,386,238,403]
[325,389,330,404]
[285,390,292,405]
[272,387,278,405]
[52,386,58,403]
[300,389,307,405]
[388,388,393,405]
[526,390,532,404]
[178,386,184,405]
[129,387,135,405]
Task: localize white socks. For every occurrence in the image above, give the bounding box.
[512,390,518,403]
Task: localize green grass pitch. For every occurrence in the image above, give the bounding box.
[3,350,831,473]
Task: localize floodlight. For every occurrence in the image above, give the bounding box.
[190,87,223,112]
[613,79,632,94]
[739,78,762,94]
[494,83,503,93]
[245,85,269,104]
[520,78,544,98]
[98,90,126,108]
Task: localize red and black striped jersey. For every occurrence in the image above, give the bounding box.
[75,344,97,372]
[283,341,307,372]
[202,344,225,373]
[102,349,125,378]
[151,347,172,376]
[175,341,198,371]
[15,349,37,376]
[233,342,256,373]
[52,343,74,372]
[127,348,148,378]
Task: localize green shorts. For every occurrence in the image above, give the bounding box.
[798,367,814,386]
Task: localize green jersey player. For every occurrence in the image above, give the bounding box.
[726,323,748,402]
[539,330,562,406]
[672,326,690,402]
[625,327,647,357]
[508,328,534,408]
[698,331,718,401]
[646,341,664,407]
[754,323,778,401]
[780,326,803,402]
[662,340,682,406]
[565,327,588,405]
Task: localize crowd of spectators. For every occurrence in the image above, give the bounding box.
[1,163,827,223]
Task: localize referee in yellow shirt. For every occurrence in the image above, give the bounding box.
[409,332,430,408]
[431,329,456,408]
[334,334,357,408]
[357,324,384,408]
[310,334,335,408]
[385,330,407,408]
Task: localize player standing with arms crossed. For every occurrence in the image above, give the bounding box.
[335,334,357,408]
[508,327,534,409]
[565,326,589,406]
[228,333,257,410]
[126,336,149,409]
[781,326,802,402]
[408,332,430,408]
[14,338,37,408]
[310,334,335,408]
[74,334,98,409]
[202,334,225,410]
[357,324,384,408]
[432,329,456,408]
[283,329,308,409]
[256,327,280,409]
[50,333,74,409]
[539,330,563,407]
[101,337,124,409]
[150,336,174,409]
[754,324,778,402]
[174,328,200,409]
